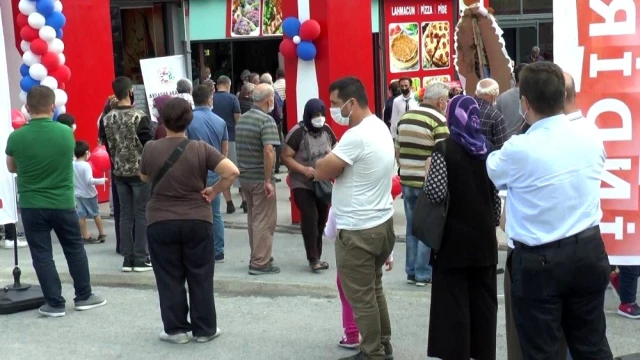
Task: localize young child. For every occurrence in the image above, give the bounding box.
[73,141,107,244]
[57,113,76,131]
[325,209,395,349]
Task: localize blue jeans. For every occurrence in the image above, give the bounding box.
[403,186,432,281]
[207,178,224,258]
[618,265,640,304]
[21,208,92,308]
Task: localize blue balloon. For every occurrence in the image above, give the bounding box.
[36,0,55,18]
[297,41,317,61]
[20,76,39,93]
[19,64,30,77]
[56,28,63,39]
[53,108,60,121]
[46,11,66,29]
[282,17,301,38]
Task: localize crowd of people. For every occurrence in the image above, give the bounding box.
[2,54,638,359]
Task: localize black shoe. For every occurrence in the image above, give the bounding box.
[226,201,236,214]
[122,258,134,272]
[275,178,282,183]
[241,201,248,213]
[497,267,505,275]
[215,254,225,263]
[133,259,153,272]
[383,341,394,360]
[248,264,280,275]
[406,275,416,284]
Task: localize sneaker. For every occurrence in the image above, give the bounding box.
[610,271,620,297]
[241,201,248,213]
[338,335,360,349]
[196,327,222,343]
[74,295,107,311]
[159,331,189,344]
[416,279,431,287]
[16,232,26,240]
[0,239,28,249]
[122,258,134,272]
[215,254,225,263]
[133,259,153,272]
[38,304,65,317]
[618,302,640,319]
[248,264,281,275]
[407,275,416,284]
[97,234,107,243]
[83,236,101,244]
[226,201,236,214]
[383,341,394,360]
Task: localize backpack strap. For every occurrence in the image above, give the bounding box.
[151,138,191,194]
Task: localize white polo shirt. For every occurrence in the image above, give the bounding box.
[332,115,395,231]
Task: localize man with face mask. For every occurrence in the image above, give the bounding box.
[395,81,450,288]
[474,78,507,149]
[315,77,396,360]
[486,62,612,360]
[389,77,419,139]
[235,83,281,275]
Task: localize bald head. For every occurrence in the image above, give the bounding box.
[475,78,500,104]
[252,83,275,112]
[563,72,578,114]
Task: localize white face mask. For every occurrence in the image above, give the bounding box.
[72,124,77,132]
[330,100,353,126]
[85,152,90,161]
[311,116,325,128]
[268,99,275,113]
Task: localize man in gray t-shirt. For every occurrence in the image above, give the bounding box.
[495,63,527,139]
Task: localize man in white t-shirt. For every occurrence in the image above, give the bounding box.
[315,77,396,360]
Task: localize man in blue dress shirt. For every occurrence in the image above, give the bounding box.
[486,62,612,360]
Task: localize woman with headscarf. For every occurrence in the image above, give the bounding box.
[281,98,337,272]
[152,95,173,139]
[424,95,501,360]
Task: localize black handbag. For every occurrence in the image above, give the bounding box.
[303,128,333,204]
[412,142,449,251]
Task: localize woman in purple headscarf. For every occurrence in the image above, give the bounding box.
[424,95,501,360]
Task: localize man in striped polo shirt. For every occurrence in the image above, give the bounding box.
[395,81,450,286]
[236,83,282,275]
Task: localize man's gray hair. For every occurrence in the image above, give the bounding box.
[216,75,231,86]
[240,82,255,98]
[260,73,273,85]
[253,84,274,102]
[176,79,193,94]
[532,46,540,52]
[475,78,499,97]
[424,81,450,101]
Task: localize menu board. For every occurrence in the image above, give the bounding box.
[384,1,455,89]
[226,0,283,37]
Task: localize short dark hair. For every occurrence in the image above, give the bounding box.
[276,68,285,79]
[249,73,260,83]
[329,77,369,107]
[514,63,527,84]
[519,62,565,117]
[216,75,231,86]
[57,113,75,128]
[112,76,133,100]
[565,73,576,103]
[26,85,55,114]
[398,77,412,85]
[202,79,216,92]
[193,85,213,106]
[388,81,401,97]
[163,98,193,132]
[74,140,90,158]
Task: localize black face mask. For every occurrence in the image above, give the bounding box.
[129,91,135,104]
[401,88,410,96]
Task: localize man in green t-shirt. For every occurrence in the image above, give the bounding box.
[5,86,106,317]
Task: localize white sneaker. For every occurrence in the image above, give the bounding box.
[159,331,189,344]
[1,239,27,249]
[196,327,222,343]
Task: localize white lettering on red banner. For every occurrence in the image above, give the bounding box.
[390,3,449,17]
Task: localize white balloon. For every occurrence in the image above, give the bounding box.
[58,105,66,115]
[39,26,56,42]
[20,40,31,53]
[40,76,58,90]
[29,63,48,81]
[58,53,65,65]
[22,51,40,67]
[27,12,45,29]
[18,0,36,16]
[19,91,27,104]
[53,0,63,12]
[54,89,68,107]
[21,105,30,120]
[48,38,64,54]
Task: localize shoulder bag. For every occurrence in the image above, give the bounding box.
[150,138,191,194]
[302,129,333,204]
[412,141,449,252]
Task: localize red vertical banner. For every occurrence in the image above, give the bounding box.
[555,0,640,264]
[383,1,455,90]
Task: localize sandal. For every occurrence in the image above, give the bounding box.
[310,260,330,272]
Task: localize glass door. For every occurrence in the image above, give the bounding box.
[497,20,538,65]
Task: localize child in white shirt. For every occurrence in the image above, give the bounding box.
[73,141,107,244]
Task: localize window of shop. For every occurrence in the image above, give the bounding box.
[522,0,552,14]
[491,0,521,15]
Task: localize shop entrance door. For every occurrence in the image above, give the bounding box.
[498,20,538,65]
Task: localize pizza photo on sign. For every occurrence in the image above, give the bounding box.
[389,23,420,73]
[422,21,451,70]
[423,75,452,88]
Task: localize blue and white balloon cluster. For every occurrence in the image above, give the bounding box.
[16,0,70,120]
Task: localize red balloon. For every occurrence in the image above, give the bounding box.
[89,145,111,172]
[30,38,48,56]
[11,109,26,130]
[391,175,402,200]
[59,82,65,90]
[16,13,28,29]
[51,65,71,83]
[20,26,39,42]
[41,52,60,71]
[299,20,321,41]
[279,38,297,59]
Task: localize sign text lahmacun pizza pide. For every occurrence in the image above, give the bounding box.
[391,3,449,17]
